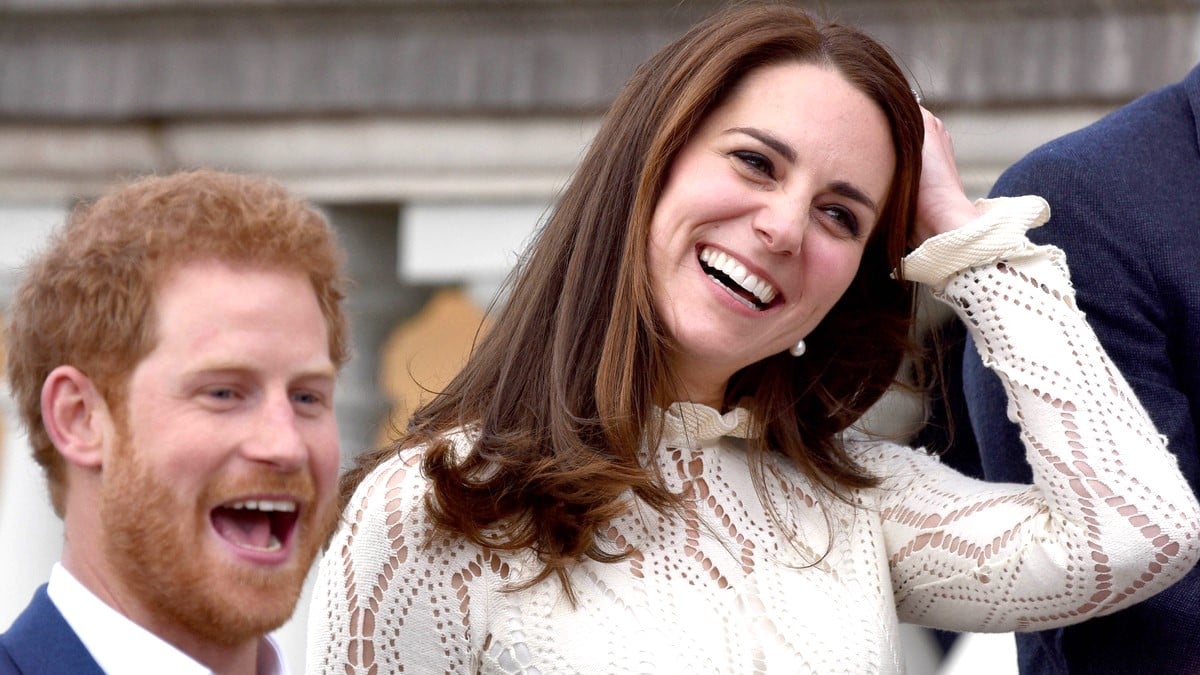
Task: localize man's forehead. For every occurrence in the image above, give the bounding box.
[142,260,332,367]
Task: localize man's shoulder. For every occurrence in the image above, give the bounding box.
[0,635,20,675]
[0,585,56,650]
[0,585,104,675]
[997,74,1197,196]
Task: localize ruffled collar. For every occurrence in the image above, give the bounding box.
[659,401,755,447]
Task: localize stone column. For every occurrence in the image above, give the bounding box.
[320,203,432,464]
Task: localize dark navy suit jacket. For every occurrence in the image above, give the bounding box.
[0,584,104,675]
[963,63,1200,674]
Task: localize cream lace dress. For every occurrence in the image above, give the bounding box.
[307,197,1200,674]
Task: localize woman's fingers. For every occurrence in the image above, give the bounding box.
[913,107,980,243]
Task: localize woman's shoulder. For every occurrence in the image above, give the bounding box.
[838,429,947,492]
[343,428,476,519]
[318,428,520,656]
[333,429,509,580]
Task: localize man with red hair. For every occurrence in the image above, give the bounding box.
[0,169,349,674]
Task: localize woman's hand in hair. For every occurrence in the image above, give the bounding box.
[912,106,979,244]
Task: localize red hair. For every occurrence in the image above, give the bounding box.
[6,169,349,515]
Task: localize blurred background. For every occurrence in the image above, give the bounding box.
[1,0,1197,672]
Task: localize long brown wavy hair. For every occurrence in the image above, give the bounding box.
[342,2,925,594]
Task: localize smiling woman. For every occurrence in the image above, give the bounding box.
[308,3,1200,673]
[647,62,895,409]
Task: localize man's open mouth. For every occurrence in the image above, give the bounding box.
[210,499,300,553]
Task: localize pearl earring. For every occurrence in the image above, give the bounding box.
[789,339,806,357]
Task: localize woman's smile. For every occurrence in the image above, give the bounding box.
[698,245,780,310]
[647,60,894,406]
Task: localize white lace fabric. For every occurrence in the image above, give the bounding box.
[307,197,1200,674]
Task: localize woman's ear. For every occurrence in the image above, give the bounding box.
[41,365,111,468]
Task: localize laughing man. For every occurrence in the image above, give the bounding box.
[0,169,349,674]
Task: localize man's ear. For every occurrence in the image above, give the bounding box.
[41,365,112,469]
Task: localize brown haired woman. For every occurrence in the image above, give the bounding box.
[307,4,1200,672]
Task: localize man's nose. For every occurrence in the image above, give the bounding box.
[241,393,307,471]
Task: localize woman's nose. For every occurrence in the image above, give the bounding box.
[752,197,806,255]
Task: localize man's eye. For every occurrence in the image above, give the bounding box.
[292,391,325,407]
[207,388,236,400]
[731,150,775,178]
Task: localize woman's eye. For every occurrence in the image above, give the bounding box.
[820,205,861,237]
[731,150,775,178]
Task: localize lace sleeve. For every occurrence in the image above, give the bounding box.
[874,196,1200,632]
[305,445,504,673]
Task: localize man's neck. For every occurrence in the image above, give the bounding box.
[59,547,264,674]
[142,623,262,675]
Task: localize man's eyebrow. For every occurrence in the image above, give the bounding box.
[726,126,797,164]
[727,126,881,217]
[185,363,338,380]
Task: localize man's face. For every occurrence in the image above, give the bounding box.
[98,259,340,646]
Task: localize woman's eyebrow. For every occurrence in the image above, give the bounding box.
[726,126,796,164]
[726,126,880,217]
[830,181,879,217]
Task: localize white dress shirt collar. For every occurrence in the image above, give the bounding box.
[47,563,289,675]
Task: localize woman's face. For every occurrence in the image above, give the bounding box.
[647,61,895,408]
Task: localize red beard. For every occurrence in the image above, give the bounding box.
[99,432,338,648]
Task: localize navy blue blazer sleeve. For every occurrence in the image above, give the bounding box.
[0,585,104,675]
[966,72,1200,501]
[966,147,1197,484]
[963,65,1200,674]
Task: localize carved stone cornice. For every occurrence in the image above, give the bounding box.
[1,0,1196,120]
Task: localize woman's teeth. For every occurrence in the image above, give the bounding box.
[699,247,778,308]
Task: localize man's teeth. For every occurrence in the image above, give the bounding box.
[226,499,297,513]
[699,247,778,305]
[238,534,283,552]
